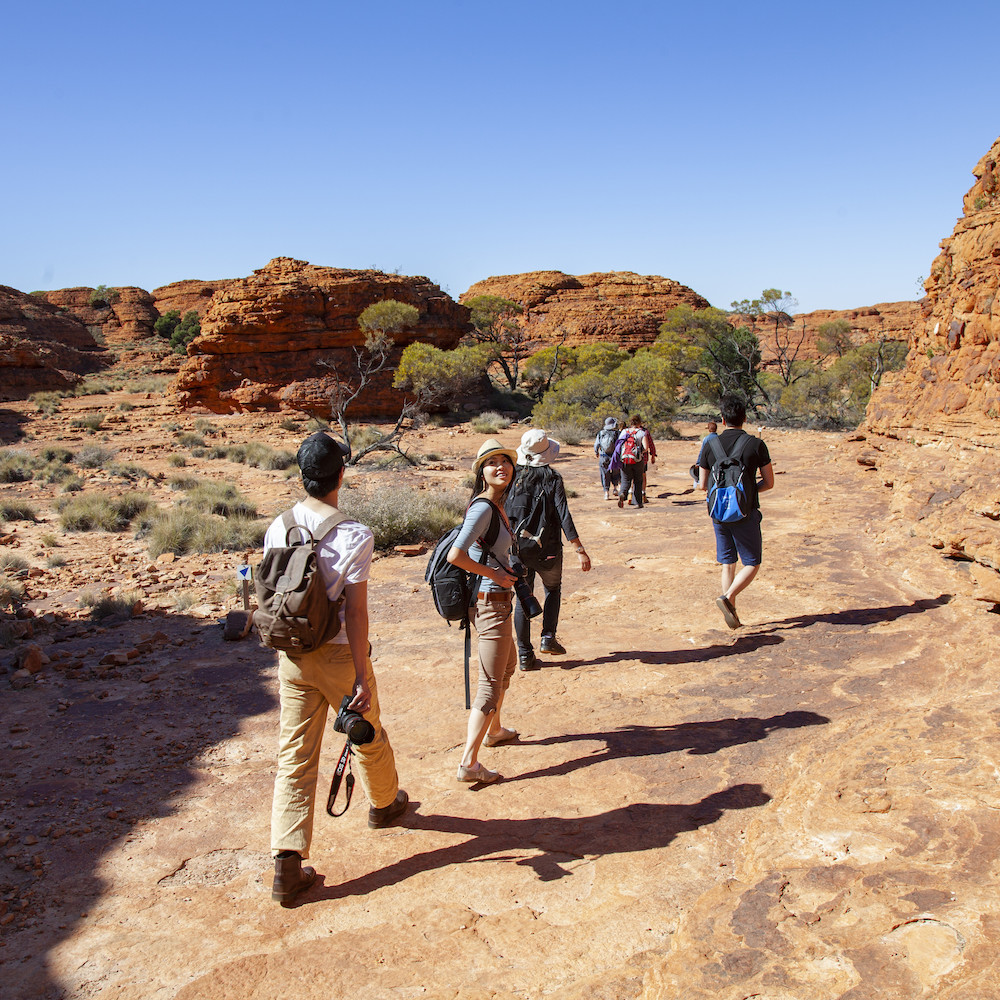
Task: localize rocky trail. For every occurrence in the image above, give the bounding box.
[2,400,999,999]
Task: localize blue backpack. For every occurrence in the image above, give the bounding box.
[706,435,753,523]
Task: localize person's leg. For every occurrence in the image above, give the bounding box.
[270,652,330,860]
[724,564,759,601]
[538,555,562,640]
[462,596,514,772]
[725,512,763,605]
[513,566,535,657]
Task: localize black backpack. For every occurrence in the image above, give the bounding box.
[505,468,558,572]
[254,499,349,654]
[706,434,754,523]
[425,498,501,623]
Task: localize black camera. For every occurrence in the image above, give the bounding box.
[334,695,375,745]
[507,556,543,618]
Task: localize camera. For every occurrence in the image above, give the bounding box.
[507,556,543,619]
[334,695,375,745]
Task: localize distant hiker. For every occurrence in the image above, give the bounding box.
[594,417,619,500]
[508,429,591,670]
[265,431,408,905]
[697,397,774,629]
[446,439,522,785]
[690,421,718,488]
[616,415,650,509]
[638,416,657,504]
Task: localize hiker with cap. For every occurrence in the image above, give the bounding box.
[507,429,591,669]
[594,417,619,501]
[264,431,408,905]
[697,396,774,629]
[445,438,521,784]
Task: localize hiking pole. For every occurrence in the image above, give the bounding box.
[463,619,471,710]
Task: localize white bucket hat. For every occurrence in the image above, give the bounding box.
[516,428,561,467]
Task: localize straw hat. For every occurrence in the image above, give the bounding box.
[472,438,518,474]
[516,428,561,467]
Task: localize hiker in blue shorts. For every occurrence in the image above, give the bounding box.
[697,396,774,629]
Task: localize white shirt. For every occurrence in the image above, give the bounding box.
[263,501,374,644]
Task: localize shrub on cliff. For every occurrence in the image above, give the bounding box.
[88,285,119,308]
[155,309,201,353]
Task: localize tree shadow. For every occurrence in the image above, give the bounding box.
[304,782,771,902]
[505,710,829,784]
[1,608,277,1000]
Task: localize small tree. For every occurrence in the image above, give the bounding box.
[464,294,527,393]
[393,342,488,411]
[816,318,853,358]
[89,284,120,309]
[320,299,421,464]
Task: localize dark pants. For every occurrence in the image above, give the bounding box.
[513,550,563,655]
[620,463,643,507]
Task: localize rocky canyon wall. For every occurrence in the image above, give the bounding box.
[172,258,470,417]
[861,136,1000,602]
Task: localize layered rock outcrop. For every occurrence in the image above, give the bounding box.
[0,287,107,397]
[862,136,1000,601]
[151,279,232,320]
[42,287,159,347]
[460,270,710,351]
[173,258,470,416]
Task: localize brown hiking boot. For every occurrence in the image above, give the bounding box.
[368,789,409,829]
[271,852,317,905]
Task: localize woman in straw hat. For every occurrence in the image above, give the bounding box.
[446,438,520,784]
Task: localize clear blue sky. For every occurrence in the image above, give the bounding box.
[3,0,995,313]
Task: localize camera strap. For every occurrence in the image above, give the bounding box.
[325,741,354,817]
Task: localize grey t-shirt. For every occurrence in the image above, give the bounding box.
[452,499,513,593]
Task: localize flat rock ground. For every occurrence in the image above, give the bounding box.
[1,394,999,999]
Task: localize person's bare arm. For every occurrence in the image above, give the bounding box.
[758,463,775,492]
[446,546,516,589]
[698,467,709,491]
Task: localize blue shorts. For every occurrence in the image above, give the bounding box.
[712,510,762,566]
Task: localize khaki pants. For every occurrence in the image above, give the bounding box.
[471,592,518,714]
[270,643,399,858]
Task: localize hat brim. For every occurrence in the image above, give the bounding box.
[472,447,519,474]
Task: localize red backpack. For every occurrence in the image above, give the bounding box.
[621,430,643,465]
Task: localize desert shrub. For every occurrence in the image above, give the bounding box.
[279,417,300,431]
[339,488,465,550]
[45,554,66,568]
[133,375,171,393]
[31,391,64,415]
[190,447,210,459]
[0,553,29,574]
[172,591,197,611]
[79,589,140,623]
[162,421,180,433]
[0,575,26,608]
[0,449,40,483]
[168,474,199,491]
[40,532,59,547]
[470,411,510,434]
[58,492,151,531]
[225,442,296,470]
[41,462,74,484]
[424,452,442,462]
[0,501,37,522]
[193,418,218,435]
[177,432,206,449]
[542,419,590,447]
[61,476,84,493]
[144,508,265,557]
[40,446,74,464]
[108,463,152,481]
[70,413,106,432]
[183,482,257,517]
[74,378,112,396]
[118,401,136,412]
[76,444,116,469]
[167,454,187,468]
[348,426,384,451]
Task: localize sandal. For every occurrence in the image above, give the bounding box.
[483,727,518,747]
[457,762,501,783]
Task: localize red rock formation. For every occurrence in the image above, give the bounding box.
[151,279,232,320]
[173,258,470,416]
[460,270,710,351]
[861,136,1000,602]
[0,286,107,398]
[41,286,159,348]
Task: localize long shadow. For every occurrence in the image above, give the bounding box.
[754,594,952,633]
[554,632,785,671]
[1,608,277,1000]
[505,711,829,784]
[305,782,771,902]
[0,406,28,443]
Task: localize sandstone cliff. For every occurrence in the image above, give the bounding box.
[862,136,1000,601]
[0,287,107,398]
[151,279,232,320]
[42,286,159,348]
[460,270,710,351]
[173,258,470,416]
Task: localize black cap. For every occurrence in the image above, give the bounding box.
[296,432,350,483]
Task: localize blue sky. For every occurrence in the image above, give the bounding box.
[3,0,995,313]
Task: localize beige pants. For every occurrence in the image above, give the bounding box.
[471,592,518,714]
[270,643,399,858]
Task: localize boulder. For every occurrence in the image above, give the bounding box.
[459,270,710,351]
[172,258,470,417]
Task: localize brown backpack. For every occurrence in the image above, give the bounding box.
[254,498,349,656]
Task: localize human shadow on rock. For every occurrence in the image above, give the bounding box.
[507,710,829,784]
[0,407,28,443]
[310,783,771,900]
[1,608,277,1000]
[756,595,952,633]
[555,633,784,671]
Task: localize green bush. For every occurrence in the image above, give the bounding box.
[58,492,152,531]
[88,285,120,308]
[339,488,465,550]
[45,554,67,569]
[183,481,257,517]
[0,501,37,522]
[470,411,511,434]
[0,449,40,483]
[40,446,74,464]
[143,508,265,557]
